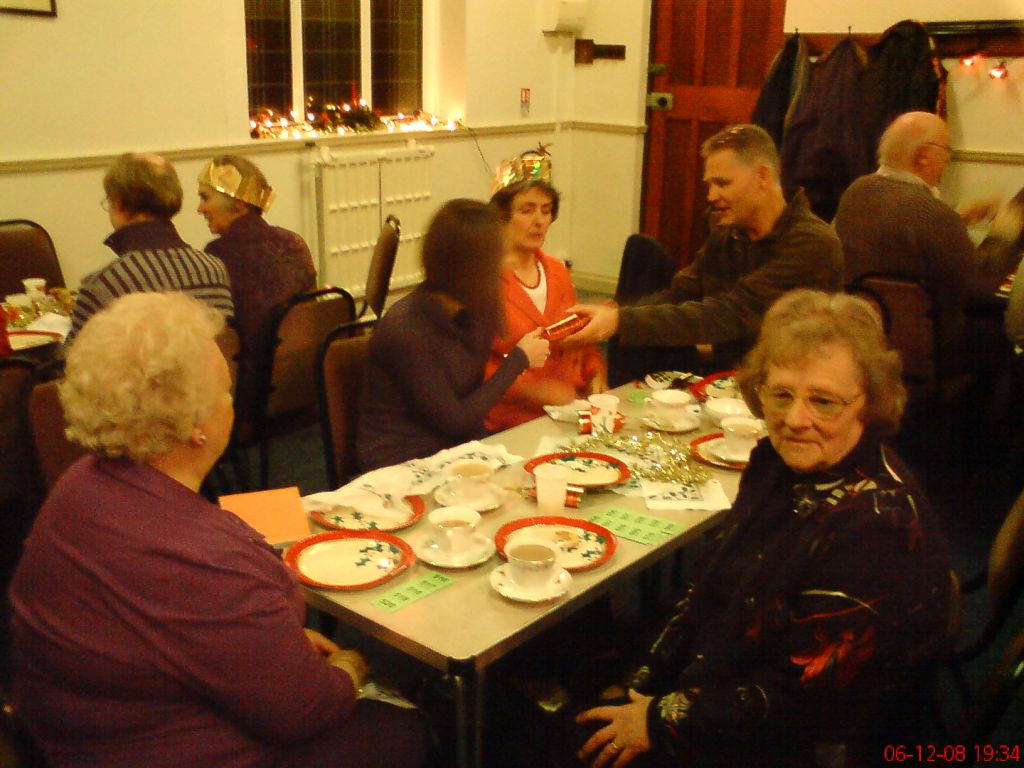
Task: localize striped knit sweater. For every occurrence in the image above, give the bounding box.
[70,219,234,340]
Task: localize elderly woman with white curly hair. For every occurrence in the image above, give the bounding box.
[8,292,428,768]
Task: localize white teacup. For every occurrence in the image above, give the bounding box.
[428,506,480,554]
[721,416,762,457]
[506,537,560,593]
[587,393,620,435]
[444,460,495,505]
[22,278,46,303]
[644,389,696,430]
[533,463,570,515]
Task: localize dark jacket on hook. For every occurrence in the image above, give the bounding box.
[862,20,942,157]
[752,33,811,149]
[780,36,872,222]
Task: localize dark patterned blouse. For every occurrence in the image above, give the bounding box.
[631,434,952,767]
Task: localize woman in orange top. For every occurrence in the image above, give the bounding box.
[484,148,606,431]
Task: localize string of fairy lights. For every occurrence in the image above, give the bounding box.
[249,99,462,140]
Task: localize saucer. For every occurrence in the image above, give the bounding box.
[433,482,505,512]
[414,533,496,569]
[489,563,572,603]
[708,437,754,463]
[543,399,591,422]
[641,415,699,434]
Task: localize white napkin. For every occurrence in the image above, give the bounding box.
[309,441,524,503]
[641,478,732,511]
[542,399,590,422]
[25,312,71,340]
[303,482,415,526]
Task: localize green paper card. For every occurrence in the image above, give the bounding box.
[371,572,454,612]
[588,507,685,546]
[627,387,652,403]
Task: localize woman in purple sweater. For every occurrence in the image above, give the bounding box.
[8,292,427,768]
[357,199,550,470]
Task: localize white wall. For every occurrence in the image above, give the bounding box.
[0,0,650,290]
[784,0,1024,32]
[0,0,249,160]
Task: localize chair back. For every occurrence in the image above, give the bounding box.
[262,287,357,422]
[0,219,66,297]
[953,625,1024,746]
[28,374,88,492]
[361,215,400,319]
[847,273,940,393]
[0,357,39,505]
[215,320,242,396]
[317,319,375,488]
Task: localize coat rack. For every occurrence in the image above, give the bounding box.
[796,20,1024,60]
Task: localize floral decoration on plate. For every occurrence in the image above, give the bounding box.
[690,370,738,400]
[308,495,425,532]
[644,370,698,390]
[495,516,616,572]
[688,433,747,470]
[523,451,630,488]
[285,531,414,590]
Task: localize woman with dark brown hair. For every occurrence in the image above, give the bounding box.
[357,199,549,470]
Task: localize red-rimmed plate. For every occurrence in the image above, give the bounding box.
[690,370,738,400]
[8,330,62,351]
[523,452,630,488]
[285,530,414,590]
[307,495,425,532]
[689,433,747,470]
[494,516,616,572]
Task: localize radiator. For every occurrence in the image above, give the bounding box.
[312,141,435,296]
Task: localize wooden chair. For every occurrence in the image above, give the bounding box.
[241,287,357,489]
[359,215,400,320]
[317,319,376,489]
[845,273,971,404]
[0,358,38,505]
[951,624,1024,751]
[0,219,65,297]
[27,362,87,492]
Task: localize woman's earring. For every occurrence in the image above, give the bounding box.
[195,433,208,446]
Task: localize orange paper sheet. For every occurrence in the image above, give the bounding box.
[219,486,309,546]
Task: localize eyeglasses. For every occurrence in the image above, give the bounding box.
[926,141,953,158]
[757,385,863,421]
[100,198,111,212]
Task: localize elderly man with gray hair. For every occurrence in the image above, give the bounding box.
[69,152,234,340]
[567,124,842,369]
[834,111,1023,370]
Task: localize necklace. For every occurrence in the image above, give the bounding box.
[513,258,541,290]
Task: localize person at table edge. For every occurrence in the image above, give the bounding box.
[69,152,234,341]
[9,292,427,768]
[484,145,606,431]
[565,124,843,368]
[571,290,951,768]
[357,199,549,471]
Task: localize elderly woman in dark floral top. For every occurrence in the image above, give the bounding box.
[573,289,952,768]
[197,154,316,424]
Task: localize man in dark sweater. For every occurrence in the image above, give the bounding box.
[567,124,842,367]
[834,111,1022,364]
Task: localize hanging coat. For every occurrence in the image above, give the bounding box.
[751,33,811,149]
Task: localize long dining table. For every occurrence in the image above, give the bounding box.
[298,382,745,768]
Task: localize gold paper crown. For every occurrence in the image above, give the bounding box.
[197,160,276,212]
[491,143,553,195]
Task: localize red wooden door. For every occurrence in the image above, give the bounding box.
[642,0,786,266]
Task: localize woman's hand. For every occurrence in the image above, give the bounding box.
[516,328,551,369]
[327,648,370,690]
[304,628,341,656]
[576,689,653,767]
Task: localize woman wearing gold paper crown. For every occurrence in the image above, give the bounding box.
[485,146,606,430]
[197,155,316,424]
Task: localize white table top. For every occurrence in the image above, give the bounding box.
[302,384,743,673]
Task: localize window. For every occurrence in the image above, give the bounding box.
[244,0,422,120]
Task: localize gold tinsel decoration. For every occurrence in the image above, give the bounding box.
[573,431,710,485]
